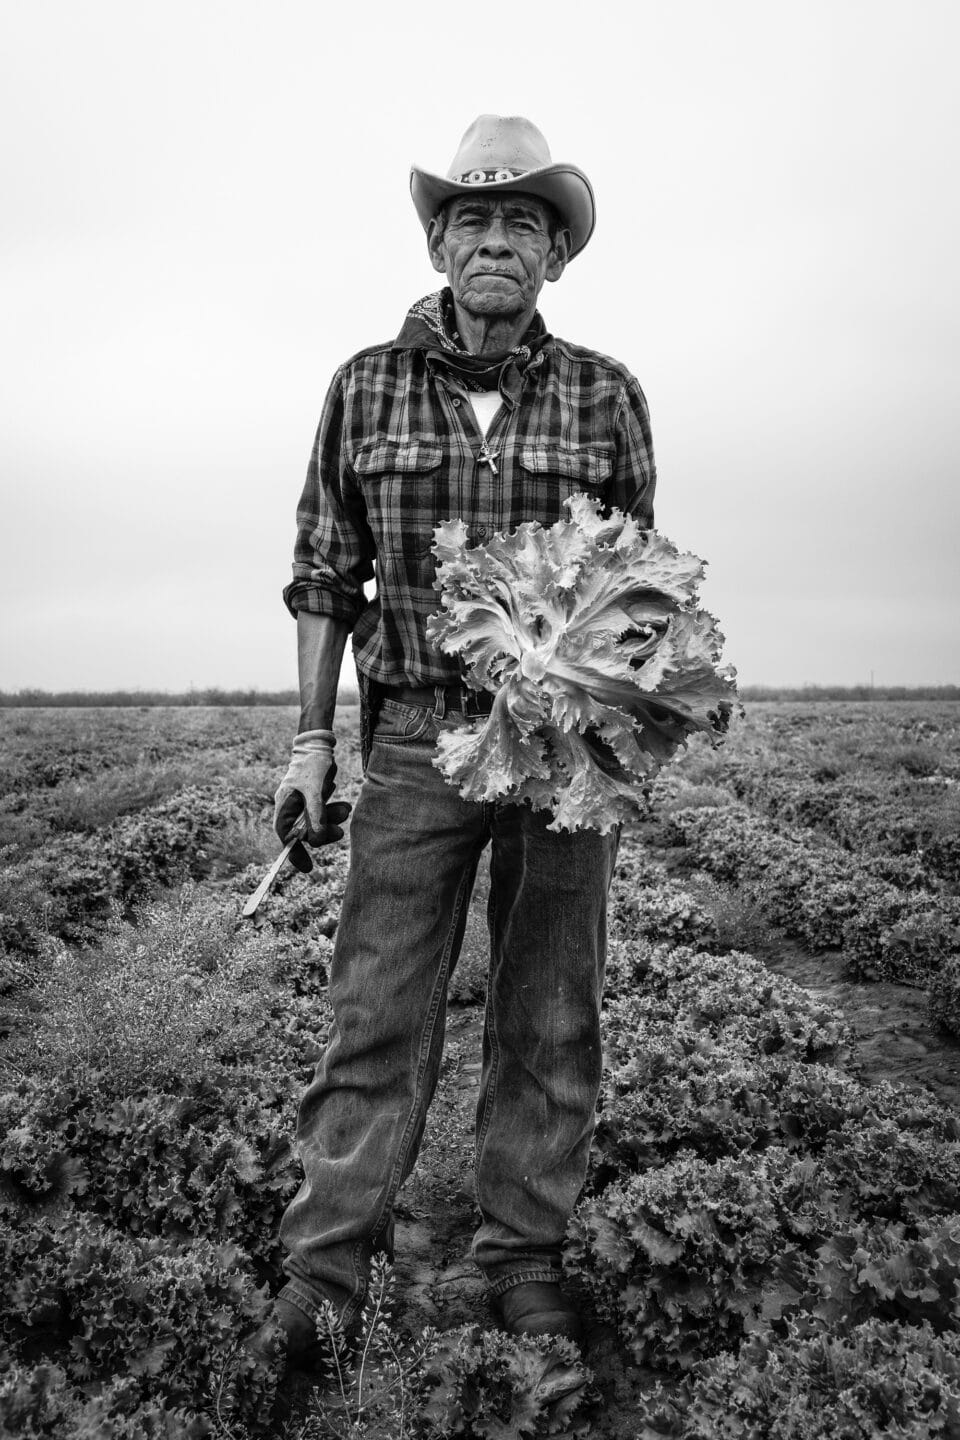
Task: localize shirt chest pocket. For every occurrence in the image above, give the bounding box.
[353,440,444,559]
[517,445,615,514]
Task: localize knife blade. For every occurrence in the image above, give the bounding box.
[242,814,308,918]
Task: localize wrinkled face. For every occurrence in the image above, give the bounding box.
[427,193,570,318]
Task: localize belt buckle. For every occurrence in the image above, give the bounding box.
[458,683,484,718]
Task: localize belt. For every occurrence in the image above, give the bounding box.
[382,681,495,718]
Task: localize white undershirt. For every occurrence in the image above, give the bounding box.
[467,390,501,438]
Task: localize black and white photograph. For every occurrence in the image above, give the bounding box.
[2,3,959,1436]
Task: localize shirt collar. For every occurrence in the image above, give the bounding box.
[393,288,551,404]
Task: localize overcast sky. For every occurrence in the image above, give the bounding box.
[2,0,958,691]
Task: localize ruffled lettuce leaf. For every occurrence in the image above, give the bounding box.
[426,495,738,832]
[434,690,552,805]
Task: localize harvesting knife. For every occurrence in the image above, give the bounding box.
[242,814,307,918]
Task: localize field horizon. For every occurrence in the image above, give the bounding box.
[2,682,959,708]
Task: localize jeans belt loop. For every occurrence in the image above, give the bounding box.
[433,684,447,720]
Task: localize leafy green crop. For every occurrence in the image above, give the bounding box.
[593,1044,865,1183]
[666,802,960,995]
[419,1327,593,1438]
[1,1077,298,1269]
[784,1216,960,1331]
[426,497,736,832]
[568,1149,804,1369]
[1,786,240,952]
[0,1360,206,1440]
[635,1319,960,1439]
[0,1215,273,1428]
[602,942,857,1064]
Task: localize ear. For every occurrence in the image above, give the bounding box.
[545,226,572,284]
[426,216,448,275]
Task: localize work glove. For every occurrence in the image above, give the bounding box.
[274,729,352,872]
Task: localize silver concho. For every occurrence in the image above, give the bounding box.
[457,167,525,186]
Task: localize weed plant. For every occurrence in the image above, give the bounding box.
[17,888,286,1094]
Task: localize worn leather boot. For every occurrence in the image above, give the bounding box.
[244,1297,337,1378]
[493,1281,584,1344]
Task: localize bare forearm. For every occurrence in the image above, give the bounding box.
[296,612,351,733]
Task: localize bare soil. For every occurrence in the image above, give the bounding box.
[751,936,960,1110]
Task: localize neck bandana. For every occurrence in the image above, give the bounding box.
[394,288,551,402]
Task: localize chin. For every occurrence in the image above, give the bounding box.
[460,293,525,316]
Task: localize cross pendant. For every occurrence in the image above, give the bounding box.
[479,441,500,476]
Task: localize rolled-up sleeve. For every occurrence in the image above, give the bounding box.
[611,375,657,529]
[282,367,376,625]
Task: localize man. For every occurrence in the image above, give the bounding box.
[266,115,656,1371]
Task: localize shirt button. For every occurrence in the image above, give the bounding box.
[476,525,487,540]
[452,397,461,407]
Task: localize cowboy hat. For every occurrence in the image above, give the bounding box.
[410,115,595,258]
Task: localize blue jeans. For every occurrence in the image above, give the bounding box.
[278,690,619,1328]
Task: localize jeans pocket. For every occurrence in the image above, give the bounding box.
[374,698,435,746]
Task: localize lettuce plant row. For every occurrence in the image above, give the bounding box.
[633,1319,960,1439]
[1,785,241,953]
[722,761,960,890]
[565,915,960,1430]
[664,802,960,1007]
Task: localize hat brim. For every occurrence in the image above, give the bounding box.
[410,163,595,259]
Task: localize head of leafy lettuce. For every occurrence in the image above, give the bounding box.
[426,494,738,834]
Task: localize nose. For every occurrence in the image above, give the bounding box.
[478,217,514,259]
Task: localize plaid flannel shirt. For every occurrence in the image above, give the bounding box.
[284,320,657,687]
